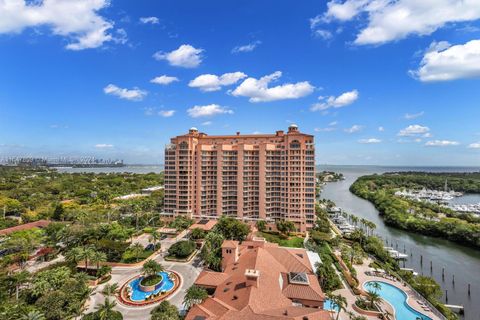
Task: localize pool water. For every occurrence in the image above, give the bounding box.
[363,281,432,320]
[324,299,339,311]
[128,271,175,301]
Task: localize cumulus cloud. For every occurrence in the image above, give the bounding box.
[378,126,385,132]
[201,121,212,126]
[104,84,147,101]
[398,125,430,137]
[313,29,333,40]
[404,111,424,119]
[0,0,119,50]
[140,17,159,24]
[468,142,480,149]
[158,110,175,117]
[153,44,204,68]
[344,125,364,133]
[231,71,314,103]
[425,140,459,147]
[318,0,480,45]
[232,40,261,53]
[359,138,381,144]
[187,104,233,118]
[95,144,114,149]
[189,72,247,92]
[410,39,480,82]
[150,75,179,85]
[311,89,359,111]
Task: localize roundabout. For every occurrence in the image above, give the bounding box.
[118,270,181,306]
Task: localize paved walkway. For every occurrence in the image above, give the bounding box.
[84,236,202,319]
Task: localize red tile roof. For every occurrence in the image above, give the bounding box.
[0,220,51,236]
[186,240,328,320]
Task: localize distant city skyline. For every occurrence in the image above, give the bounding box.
[1,0,480,166]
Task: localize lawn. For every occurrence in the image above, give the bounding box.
[257,232,304,248]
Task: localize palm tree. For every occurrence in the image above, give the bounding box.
[143,259,164,277]
[102,283,119,297]
[366,290,381,309]
[149,230,161,250]
[90,250,107,270]
[12,270,30,300]
[183,285,208,310]
[327,293,347,320]
[21,310,45,320]
[130,243,144,262]
[95,298,117,320]
[367,281,382,292]
[65,247,83,266]
[79,246,95,270]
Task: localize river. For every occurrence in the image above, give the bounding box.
[319,165,480,320]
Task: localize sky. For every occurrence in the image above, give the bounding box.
[1,0,480,166]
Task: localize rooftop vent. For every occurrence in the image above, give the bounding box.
[288,272,310,285]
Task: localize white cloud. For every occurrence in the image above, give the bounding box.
[187,104,233,118]
[359,138,381,144]
[201,121,212,126]
[329,121,338,126]
[344,125,364,133]
[158,110,175,117]
[315,127,336,132]
[140,17,159,24]
[153,44,204,68]
[468,142,480,149]
[410,39,480,82]
[232,41,261,53]
[0,0,117,50]
[425,140,459,147]
[398,125,430,137]
[404,111,424,119]
[231,71,314,103]
[314,29,333,40]
[103,84,147,101]
[378,126,385,132]
[95,144,114,149]
[311,89,359,111]
[150,75,179,85]
[319,0,480,45]
[189,72,247,92]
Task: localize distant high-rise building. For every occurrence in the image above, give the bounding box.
[164,125,316,231]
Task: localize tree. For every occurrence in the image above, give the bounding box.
[276,220,295,235]
[256,220,266,232]
[32,266,71,297]
[149,230,162,250]
[200,232,225,271]
[94,298,119,320]
[366,290,381,309]
[327,293,347,320]
[90,251,107,270]
[150,300,180,320]
[214,216,250,241]
[11,270,30,300]
[21,310,46,320]
[168,240,195,258]
[190,228,205,240]
[130,243,144,263]
[142,260,164,277]
[101,283,119,297]
[183,285,208,310]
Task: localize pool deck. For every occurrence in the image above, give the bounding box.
[333,257,441,320]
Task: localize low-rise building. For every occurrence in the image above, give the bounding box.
[186,238,329,320]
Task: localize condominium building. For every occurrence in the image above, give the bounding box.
[164,125,316,231]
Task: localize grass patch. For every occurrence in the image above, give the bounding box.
[257,232,304,248]
[140,274,163,286]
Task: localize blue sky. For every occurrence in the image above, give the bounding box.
[1,0,480,165]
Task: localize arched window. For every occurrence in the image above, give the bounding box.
[179,141,188,149]
[290,140,301,149]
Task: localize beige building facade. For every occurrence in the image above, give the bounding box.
[164,125,316,231]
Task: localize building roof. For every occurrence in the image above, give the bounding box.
[187,240,328,320]
[0,220,51,236]
[189,219,218,232]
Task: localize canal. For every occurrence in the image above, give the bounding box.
[319,165,480,320]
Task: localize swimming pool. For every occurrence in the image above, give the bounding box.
[128,271,175,301]
[324,299,339,311]
[363,281,432,320]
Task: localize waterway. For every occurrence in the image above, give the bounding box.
[320,165,480,320]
